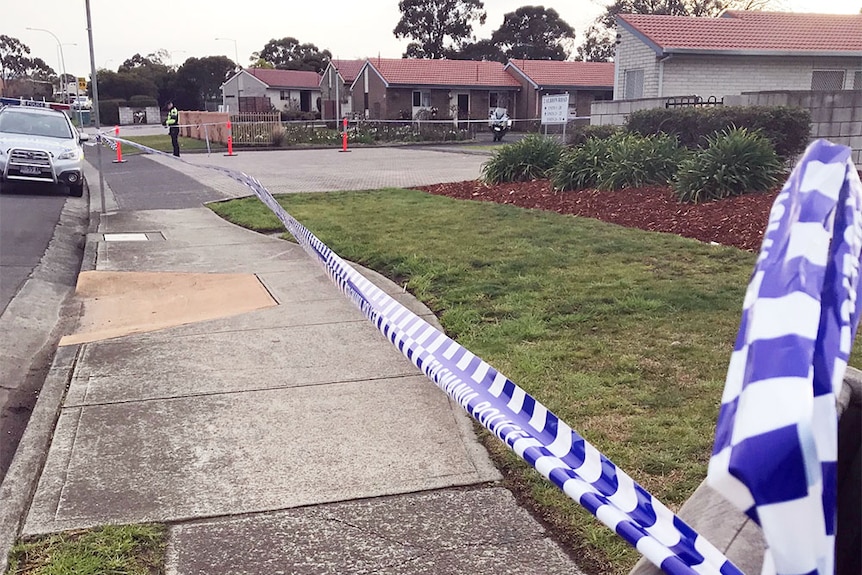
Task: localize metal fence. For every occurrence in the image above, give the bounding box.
[665,95,723,108]
[229,112,281,145]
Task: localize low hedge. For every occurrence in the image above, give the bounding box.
[626,105,810,160]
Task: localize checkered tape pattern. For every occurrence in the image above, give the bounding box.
[100,132,746,575]
[707,140,862,575]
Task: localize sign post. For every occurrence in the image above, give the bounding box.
[75,77,87,127]
[541,93,570,141]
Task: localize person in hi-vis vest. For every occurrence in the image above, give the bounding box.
[164,100,180,156]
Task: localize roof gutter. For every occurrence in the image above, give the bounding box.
[663,47,862,58]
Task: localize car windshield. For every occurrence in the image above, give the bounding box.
[0,111,73,139]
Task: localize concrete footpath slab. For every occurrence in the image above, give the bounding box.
[165,487,579,575]
[18,149,588,574]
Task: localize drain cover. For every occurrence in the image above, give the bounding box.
[103,233,150,242]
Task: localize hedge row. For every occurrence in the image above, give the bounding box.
[624,105,810,160]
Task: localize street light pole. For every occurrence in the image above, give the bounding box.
[216,37,241,112]
[27,27,67,103]
[85,0,106,214]
[215,37,239,68]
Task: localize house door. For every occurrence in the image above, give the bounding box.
[457,93,469,128]
[300,91,311,112]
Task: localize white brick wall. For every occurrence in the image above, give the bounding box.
[662,55,862,99]
[614,27,661,99]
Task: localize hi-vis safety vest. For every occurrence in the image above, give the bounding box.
[166,107,179,127]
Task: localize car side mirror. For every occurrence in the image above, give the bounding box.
[79,133,90,142]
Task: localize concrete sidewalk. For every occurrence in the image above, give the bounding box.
[8,150,587,574]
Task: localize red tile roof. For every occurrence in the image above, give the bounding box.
[506,60,614,88]
[331,59,365,83]
[246,68,321,89]
[619,11,862,54]
[365,58,521,88]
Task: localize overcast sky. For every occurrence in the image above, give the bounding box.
[4,0,860,77]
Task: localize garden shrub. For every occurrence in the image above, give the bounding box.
[553,132,686,191]
[597,132,686,190]
[567,124,623,147]
[271,124,287,147]
[482,135,564,184]
[673,126,783,204]
[98,99,124,126]
[626,105,810,159]
[127,94,158,107]
[551,136,612,191]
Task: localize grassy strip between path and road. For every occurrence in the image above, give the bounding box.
[5,524,165,575]
[122,134,212,155]
[210,187,861,574]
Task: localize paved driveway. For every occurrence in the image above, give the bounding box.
[145,146,488,196]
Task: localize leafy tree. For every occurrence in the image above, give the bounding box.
[248,57,274,69]
[253,37,331,73]
[490,6,575,61]
[116,52,174,105]
[445,39,505,62]
[171,56,236,110]
[576,25,615,62]
[95,69,159,101]
[393,0,486,59]
[0,35,55,82]
[27,58,55,82]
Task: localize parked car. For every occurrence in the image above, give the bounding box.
[0,103,89,196]
[70,96,92,110]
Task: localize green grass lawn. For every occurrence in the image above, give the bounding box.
[210,188,801,573]
[123,134,212,155]
[6,525,165,575]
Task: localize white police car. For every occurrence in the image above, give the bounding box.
[0,99,89,197]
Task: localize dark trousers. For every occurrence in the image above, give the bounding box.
[169,126,180,156]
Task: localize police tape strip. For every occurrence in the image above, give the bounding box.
[94,131,741,575]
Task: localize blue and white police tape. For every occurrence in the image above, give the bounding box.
[708,141,862,575]
[96,131,742,575]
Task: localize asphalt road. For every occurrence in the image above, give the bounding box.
[0,183,70,315]
[0,180,87,480]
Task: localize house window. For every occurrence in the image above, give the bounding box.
[412,90,430,107]
[280,90,290,101]
[854,71,862,90]
[624,69,644,99]
[811,70,845,91]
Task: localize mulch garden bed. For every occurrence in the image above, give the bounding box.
[417,180,779,252]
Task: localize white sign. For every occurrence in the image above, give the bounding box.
[541,94,570,125]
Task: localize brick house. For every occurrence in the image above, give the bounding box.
[220,68,322,114]
[504,60,614,122]
[614,11,862,101]
[350,58,521,122]
[319,59,365,121]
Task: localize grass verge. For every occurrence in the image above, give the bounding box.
[123,135,211,155]
[209,189,859,574]
[6,524,166,574]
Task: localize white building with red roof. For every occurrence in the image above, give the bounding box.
[614,10,862,100]
[220,68,322,115]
